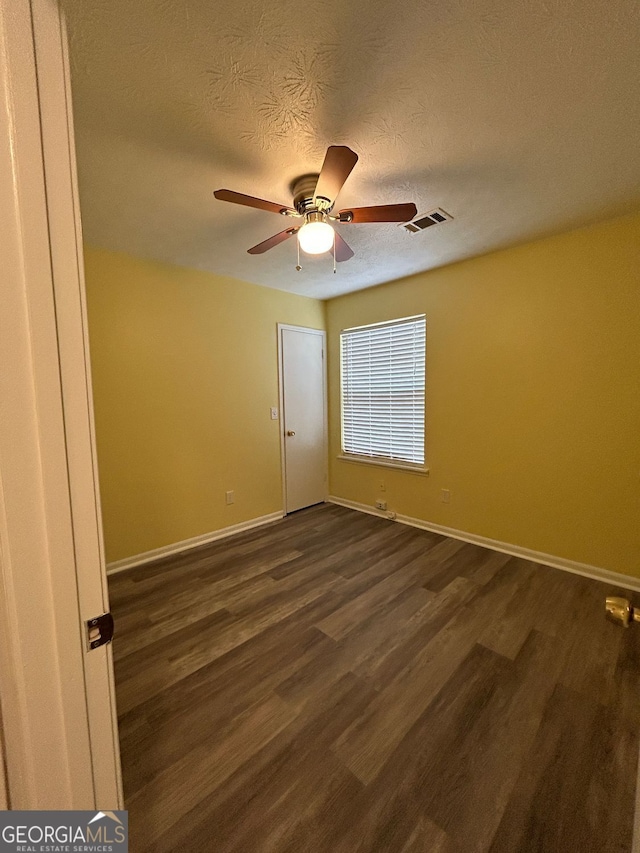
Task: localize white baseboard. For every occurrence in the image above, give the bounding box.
[106,511,285,576]
[327,496,640,592]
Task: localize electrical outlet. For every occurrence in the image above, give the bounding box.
[225,490,235,505]
[441,489,451,504]
[379,479,386,492]
[375,498,387,511]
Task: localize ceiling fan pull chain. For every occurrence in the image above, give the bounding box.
[296,236,302,271]
[333,236,336,274]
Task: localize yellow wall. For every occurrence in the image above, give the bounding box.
[84,247,324,563]
[326,211,640,576]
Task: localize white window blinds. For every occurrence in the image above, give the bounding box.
[340,315,426,465]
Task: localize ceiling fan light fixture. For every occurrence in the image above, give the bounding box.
[298,214,334,255]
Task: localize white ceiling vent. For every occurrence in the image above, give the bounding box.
[400,207,453,234]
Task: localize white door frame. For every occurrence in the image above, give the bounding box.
[277,324,328,515]
[0,0,121,808]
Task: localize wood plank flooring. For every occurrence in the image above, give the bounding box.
[109,503,640,853]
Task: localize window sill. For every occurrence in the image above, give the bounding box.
[337,454,429,475]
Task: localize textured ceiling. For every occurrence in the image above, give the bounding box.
[62,0,640,299]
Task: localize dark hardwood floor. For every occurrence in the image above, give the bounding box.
[109,503,640,852]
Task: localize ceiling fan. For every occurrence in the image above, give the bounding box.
[214,146,417,265]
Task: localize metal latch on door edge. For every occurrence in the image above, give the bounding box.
[86,612,114,650]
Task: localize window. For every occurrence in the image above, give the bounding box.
[340,315,426,468]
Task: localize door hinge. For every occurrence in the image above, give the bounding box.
[86,612,114,650]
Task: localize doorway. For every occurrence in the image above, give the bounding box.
[278,324,327,514]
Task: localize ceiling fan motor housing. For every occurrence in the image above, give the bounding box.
[291,173,331,215]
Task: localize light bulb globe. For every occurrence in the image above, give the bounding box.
[298,221,335,255]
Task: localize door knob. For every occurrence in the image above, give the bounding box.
[605,596,640,628]
[287,430,296,436]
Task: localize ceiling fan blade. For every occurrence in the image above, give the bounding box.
[338,203,418,223]
[247,227,299,255]
[314,146,359,206]
[334,231,355,263]
[214,189,296,216]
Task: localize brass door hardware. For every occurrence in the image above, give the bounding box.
[605,597,640,628]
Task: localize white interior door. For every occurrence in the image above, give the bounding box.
[0,0,121,808]
[279,325,327,513]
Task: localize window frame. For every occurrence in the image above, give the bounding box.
[339,315,428,474]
